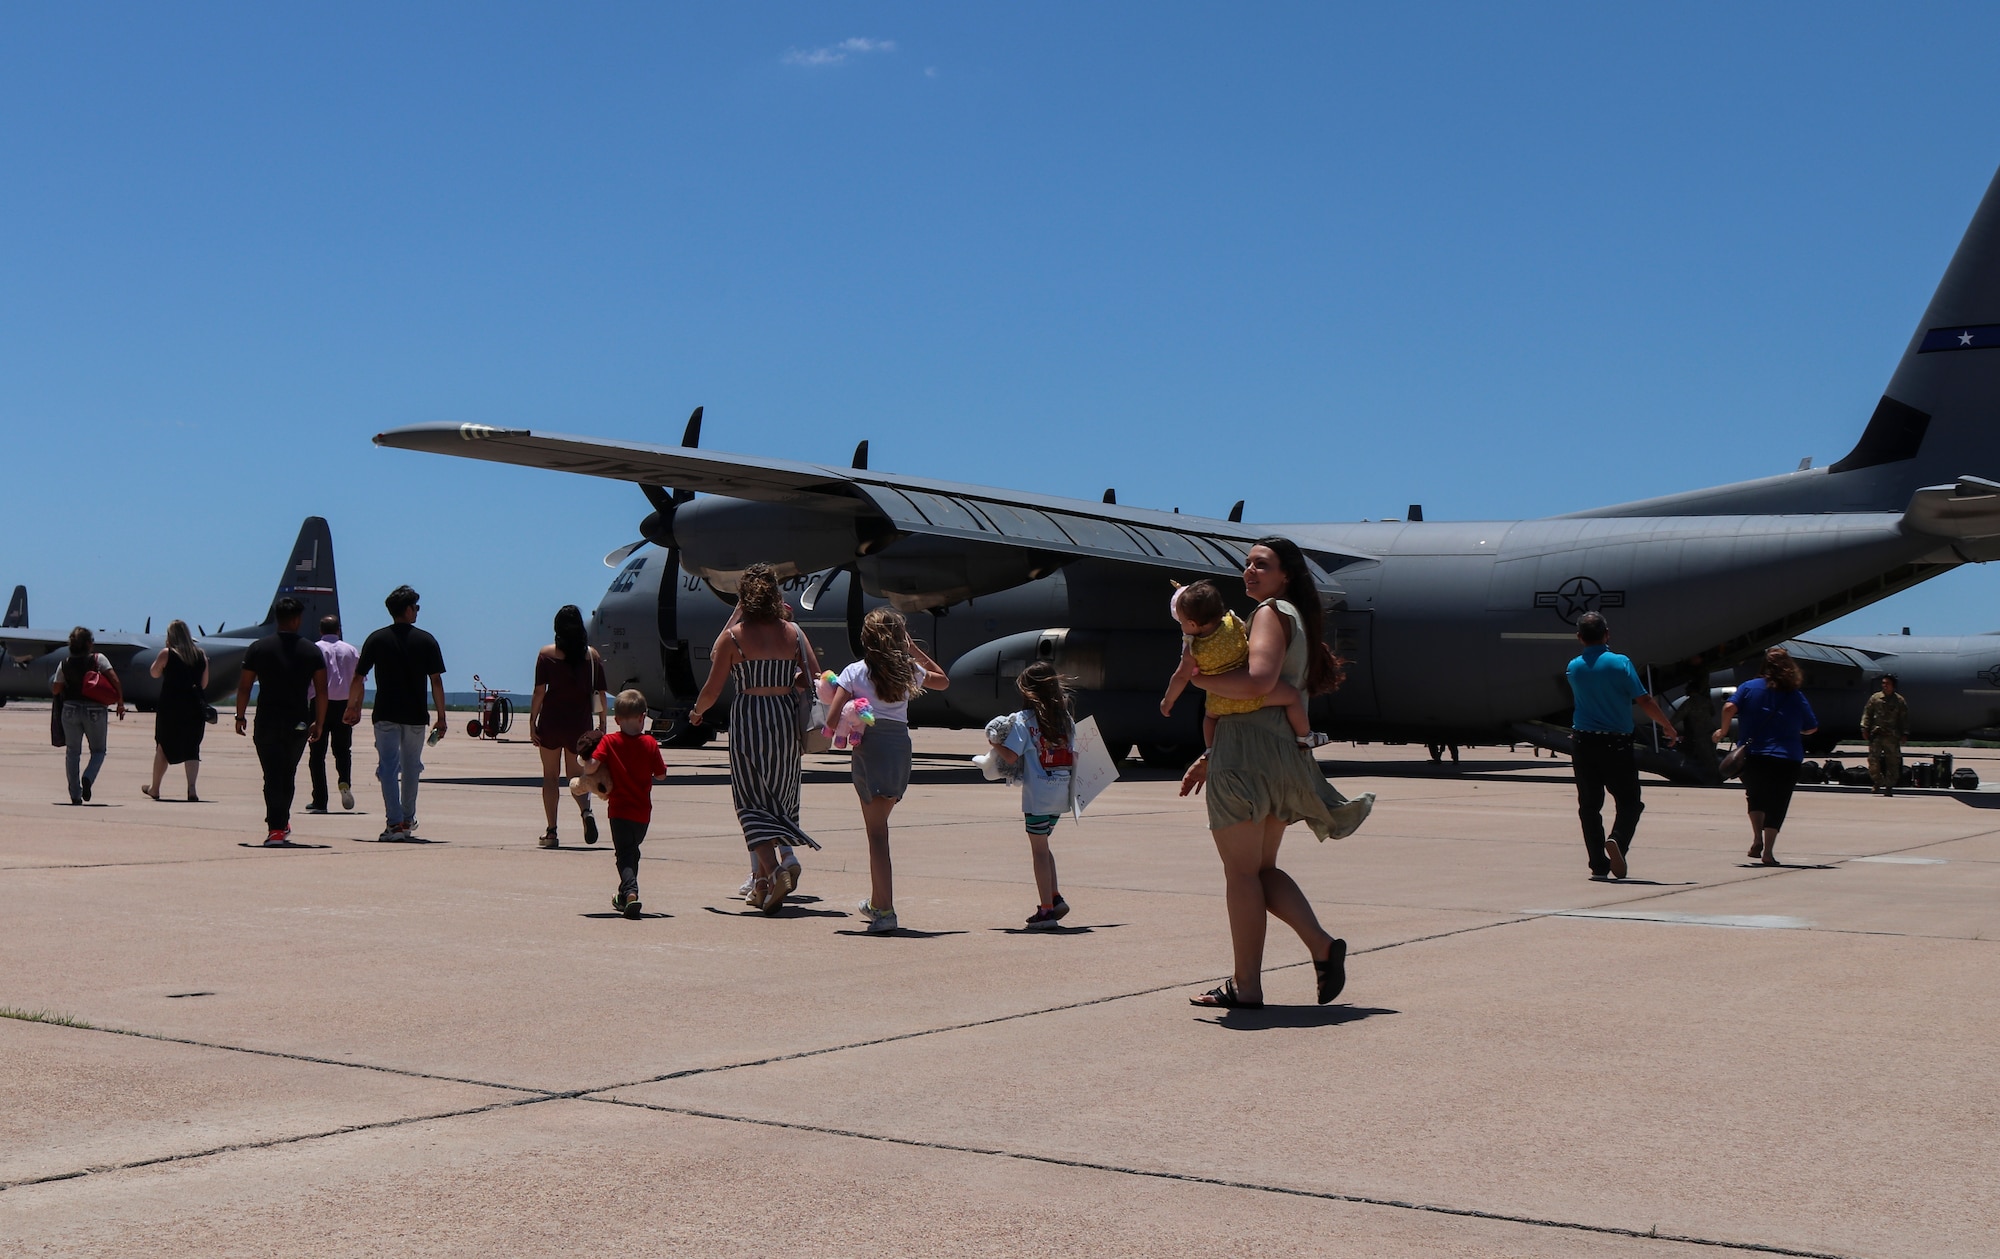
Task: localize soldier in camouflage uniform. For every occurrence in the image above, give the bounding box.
[1861,675,1909,796]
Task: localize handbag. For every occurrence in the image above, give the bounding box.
[792,626,833,752]
[1719,744,1747,781]
[81,664,118,706]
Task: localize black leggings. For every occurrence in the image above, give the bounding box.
[1742,754,1800,831]
[610,817,647,894]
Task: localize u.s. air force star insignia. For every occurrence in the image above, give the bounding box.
[1534,576,1627,625]
[1977,665,2000,687]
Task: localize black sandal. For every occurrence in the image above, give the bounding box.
[582,814,599,845]
[1315,939,1348,1005]
[1189,980,1263,1009]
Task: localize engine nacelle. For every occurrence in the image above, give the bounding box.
[671,497,860,587]
[945,626,1188,725]
[859,536,1062,612]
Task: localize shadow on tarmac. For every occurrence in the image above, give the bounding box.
[988,923,1129,935]
[1196,1004,1399,1030]
[829,927,969,939]
[702,904,849,919]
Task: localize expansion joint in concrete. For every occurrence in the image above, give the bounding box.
[585,1095,1857,1259]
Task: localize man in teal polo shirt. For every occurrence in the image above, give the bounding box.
[1568,612,1679,880]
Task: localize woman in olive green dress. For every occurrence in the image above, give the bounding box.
[1180,537,1373,1009]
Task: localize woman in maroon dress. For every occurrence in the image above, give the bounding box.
[530,604,608,848]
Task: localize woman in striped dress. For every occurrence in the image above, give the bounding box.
[689,564,822,913]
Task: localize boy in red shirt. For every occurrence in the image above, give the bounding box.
[579,690,667,918]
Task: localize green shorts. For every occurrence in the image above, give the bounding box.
[1024,812,1062,837]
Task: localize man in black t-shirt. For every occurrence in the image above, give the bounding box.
[344,584,447,841]
[235,597,329,845]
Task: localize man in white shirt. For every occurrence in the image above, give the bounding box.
[306,615,362,813]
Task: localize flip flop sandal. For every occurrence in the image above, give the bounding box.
[1315,939,1348,1005]
[1189,980,1263,1010]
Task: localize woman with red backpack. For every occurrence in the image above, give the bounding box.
[51,626,124,805]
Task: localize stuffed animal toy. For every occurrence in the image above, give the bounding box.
[973,713,1022,783]
[569,730,612,802]
[824,696,876,750]
[817,671,879,750]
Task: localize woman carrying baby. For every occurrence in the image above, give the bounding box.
[1179,537,1374,1009]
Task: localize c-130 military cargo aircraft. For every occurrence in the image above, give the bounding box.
[0,519,340,711]
[379,163,2000,764]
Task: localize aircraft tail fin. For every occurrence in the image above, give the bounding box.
[220,517,339,638]
[1577,164,2000,518]
[3,585,24,628]
[1839,165,2000,496]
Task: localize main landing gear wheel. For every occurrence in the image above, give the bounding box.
[651,712,717,749]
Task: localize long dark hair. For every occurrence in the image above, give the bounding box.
[553,605,588,672]
[1252,536,1343,696]
[62,626,95,692]
[1016,660,1072,746]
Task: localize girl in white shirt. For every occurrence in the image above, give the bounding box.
[824,608,949,934]
[995,661,1075,931]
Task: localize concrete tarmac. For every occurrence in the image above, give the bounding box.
[2,707,1994,1257]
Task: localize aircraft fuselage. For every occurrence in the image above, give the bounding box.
[594,508,1954,752]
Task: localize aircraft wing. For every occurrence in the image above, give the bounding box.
[0,629,68,666]
[0,630,152,665]
[374,423,1375,582]
[1777,638,1872,675]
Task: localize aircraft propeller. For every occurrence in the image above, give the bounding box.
[603,406,703,566]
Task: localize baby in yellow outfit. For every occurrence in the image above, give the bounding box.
[1160,580,1321,749]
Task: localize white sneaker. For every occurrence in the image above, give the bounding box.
[338,781,355,811]
[856,899,899,934]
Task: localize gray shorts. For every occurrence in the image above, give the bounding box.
[850,719,913,802]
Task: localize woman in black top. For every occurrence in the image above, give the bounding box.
[51,626,124,805]
[144,620,210,802]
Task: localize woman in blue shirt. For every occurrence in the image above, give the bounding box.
[1714,647,1818,867]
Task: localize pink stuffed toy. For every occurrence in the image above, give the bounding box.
[817,671,876,750]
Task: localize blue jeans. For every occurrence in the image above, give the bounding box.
[62,702,109,801]
[374,721,428,825]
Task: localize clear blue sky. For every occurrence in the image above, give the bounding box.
[6,4,1998,688]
